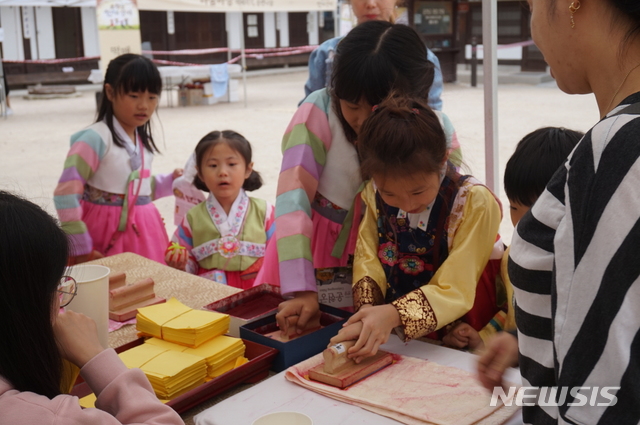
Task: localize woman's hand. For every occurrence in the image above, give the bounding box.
[477,331,519,391]
[54,310,105,368]
[275,291,319,336]
[329,304,400,363]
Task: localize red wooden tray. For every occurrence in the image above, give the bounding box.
[70,337,278,413]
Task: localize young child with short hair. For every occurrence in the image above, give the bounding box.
[165,130,274,289]
[444,126,583,350]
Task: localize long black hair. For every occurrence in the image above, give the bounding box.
[192,130,263,192]
[97,53,162,153]
[0,191,70,398]
[331,20,434,143]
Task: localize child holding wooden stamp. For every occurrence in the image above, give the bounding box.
[330,96,505,361]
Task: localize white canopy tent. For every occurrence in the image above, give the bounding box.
[0,0,335,9]
[482,0,499,193]
[137,0,336,13]
[0,0,94,5]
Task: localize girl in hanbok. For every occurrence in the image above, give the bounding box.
[54,54,182,264]
[166,131,274,289]
[330,96,504,360]
[263,21,462,336]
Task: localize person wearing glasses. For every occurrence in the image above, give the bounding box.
[0,191,184,425]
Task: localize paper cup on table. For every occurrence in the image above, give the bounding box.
[65,265,111,348]
[252,412,312,425]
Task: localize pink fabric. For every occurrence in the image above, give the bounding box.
[68,142,101,171]
[198,269,255,290]
[275,210,313,239]
[254,210,357,291]
[0,349,184,425]
[152,172,174,200]
[82,201,169,264]
[283,102,333,151]
[224,271,254,289]
[254,237,280,288]
[285,353,519,425]
[57,206,84,223]
[276,166,318,200]
[54,180,85,197]
[109,318,136,332]
[310,210,353,268]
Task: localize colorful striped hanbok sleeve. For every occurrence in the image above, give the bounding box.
[171,214,198,274]
[436,111,463,168]
[53,128,107,256]
[151,172,174,200]
[264,202,275,242]
[275,89,332,296]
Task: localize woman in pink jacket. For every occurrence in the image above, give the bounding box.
[0,191,184,425]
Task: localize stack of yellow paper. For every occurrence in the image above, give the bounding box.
[137,298,230,347]
[146,335,246,378]
[118,343,208,399]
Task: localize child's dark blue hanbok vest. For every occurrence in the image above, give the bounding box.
[376,171,502,340]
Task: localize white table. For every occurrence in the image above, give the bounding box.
[158,65,242,107]
[194,335,523,425]
[86,65,243,108]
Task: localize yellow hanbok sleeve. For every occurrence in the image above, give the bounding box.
[478,246,517,345]
[352,181,387,310]
[391,185,501,341]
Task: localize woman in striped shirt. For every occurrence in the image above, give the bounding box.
[479,0,640,423]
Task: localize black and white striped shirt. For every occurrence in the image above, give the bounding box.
[509,92,640,425]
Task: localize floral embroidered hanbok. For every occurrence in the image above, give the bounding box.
[353,165,507,342]
[170,189,275,289]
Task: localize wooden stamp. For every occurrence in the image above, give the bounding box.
[108,272,127,290]
[108,277,165,321]
[308,340,393,388]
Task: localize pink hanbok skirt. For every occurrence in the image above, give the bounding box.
[254,210,357,288]
[82,200,169,263]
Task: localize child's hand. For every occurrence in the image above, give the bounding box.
[54,310,106,368]
[329,319,363,346]
[172,168,184,180]
[477,332,519,391]
[165,254,186,270]
[165,243,187,270]
[275,291,319,336]
[443,322,483,350]
[330,304,400,363]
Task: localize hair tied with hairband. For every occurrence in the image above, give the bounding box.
[411,108,420,115]
[372,104,380,113]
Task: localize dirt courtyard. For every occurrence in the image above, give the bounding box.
[0,68,600,244]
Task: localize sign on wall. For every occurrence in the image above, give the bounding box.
[96,0,142,68]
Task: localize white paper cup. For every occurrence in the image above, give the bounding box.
[65,264,111,348]
[252,412,313,425]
